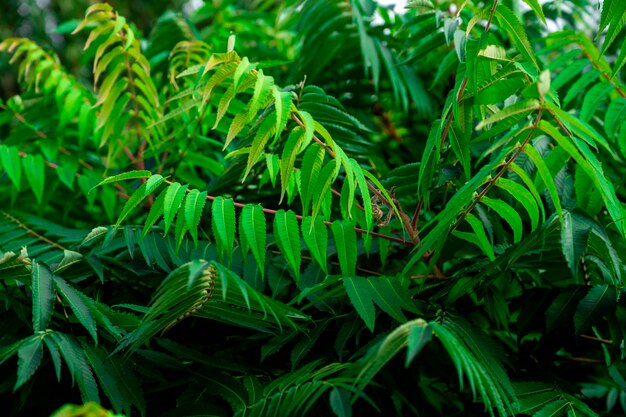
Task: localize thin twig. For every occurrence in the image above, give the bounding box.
[452,109,544,231]
[1,211,66,251]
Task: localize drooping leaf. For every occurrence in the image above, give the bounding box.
[22,154,45,204]
[343,276,375,331]
[32,261,54,332]
[247,70,274,123]
[47,332,100,402]
[331,220,357,277]
[280,127,306,202]
[301,216,328,273]
[329,387,352,417]
[0,145,22,189]
[356,319,431,388]
[142,189,166,237]
[560,210,590,277]
[300,143,325,216]
[244,116,275,180]
[580,82,613,122]
[15,337,44,391]
[54,276,98,343]
[163,182,188,234]
[523,144,562,221]
[310,160,338,225]
[574,285,616,334]
[454,213,495,260]
[272,85,292,143]
[211,196,236,262]
[241,204,267,278]
[481,196,523,243]
[406,323,433,367]
[494,177,540,231]
[273,210,301,282]
[183,188,207,245]
[604,97,626,138]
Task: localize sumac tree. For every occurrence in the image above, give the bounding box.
[0,1,625,416]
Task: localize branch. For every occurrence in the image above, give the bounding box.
[1,211,66,251]
[161,178,412,246]
[452,108,544,230]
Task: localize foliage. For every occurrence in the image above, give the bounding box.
[1,0,626,416]
[50,402,126,417]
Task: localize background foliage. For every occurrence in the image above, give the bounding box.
[1,0,626,416]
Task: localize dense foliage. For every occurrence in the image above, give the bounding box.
[1,0,626,416]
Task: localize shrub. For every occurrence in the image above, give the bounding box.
[1,1,625,416]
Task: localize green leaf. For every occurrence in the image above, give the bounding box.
[345,274,417,331]
[83,346,145,416]
[560,210,590,277]
[241,204,266,278]
[280,127,306,203]
[523,144,562,221]
[15,337,43,390]
[538,120,623,234]
[404,145,510,274]
[356,319,431,388]
[301,216,328,273]
[247,70,274,123]
[163,182,188,234]
[211,197,236,262]
[605,97,626,138]
[563,69,599,106]
[142,189,166,237]
[449,123,471,180]
[310,160,338,225]
[225,108,249,149]
[494,177,540,231]
[331,220,357,277]
[32,262,54,332]
[92,170,151,192]
[520,0,546,24]
[612,36,626,77]
[350,159,373,233]
[343,277,375,331]
[273,210,301,282]
[244,116,275,181]
[0,145,22,189]
[22,154,45,204]
[406,324,432,367]
[600,0,626,54]
[183,189,207,245]
[580,82,614,122]
[232,56,253,92]
[272,85,292,143]
[475,99,540,130]
[552,60,587,91]
[48,332,100,402]
[213,84,236,129]
[115,175,166,227]
[300,143,325,216]
[495,5,539,70]
[54,276,98,343]
[532,400,569,417]
[481,196,523,243]
[455,213,495,260]
[574,285,616,334]
[329,387,352,417]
